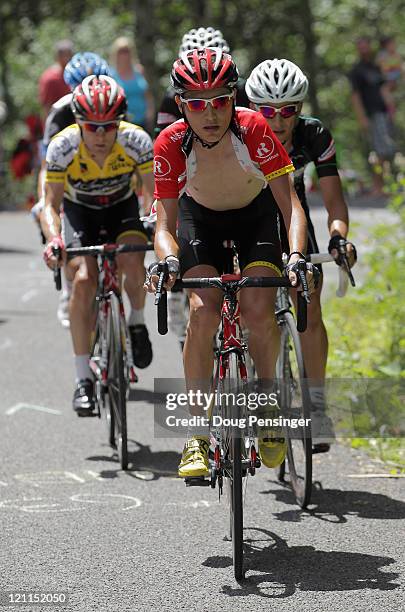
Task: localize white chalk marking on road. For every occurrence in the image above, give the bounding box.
[14,471,84,486]
[0,339,12,351]
[347,473,405,478]
[21,289,38,303]
[71,493,142,510]
[5,403,62,416]
[64,471,86,483]
[0,481,8,486]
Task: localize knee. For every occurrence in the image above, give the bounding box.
[188,301,220,338]
[72,269,97,303]
[122,254,145,280]
[243,301,276,334]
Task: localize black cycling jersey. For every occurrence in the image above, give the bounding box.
[155,78,250,135]
[289,115,339,214]
[42,93,74,152]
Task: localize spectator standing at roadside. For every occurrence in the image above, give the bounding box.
[349,36,396,196]
[38,40,73,118]
[376,35,403,116]
[110,37,154,132]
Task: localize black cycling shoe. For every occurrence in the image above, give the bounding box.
[129,324,153,368]
[73,379,96,416]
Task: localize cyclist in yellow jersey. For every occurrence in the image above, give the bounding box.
[42,75,154,415]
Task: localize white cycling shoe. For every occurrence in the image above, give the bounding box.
[57,291,70,329]
[311,409,335,446]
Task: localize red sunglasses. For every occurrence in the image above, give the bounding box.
[82,122,119,133]
[179,93,234,112]
[257,104,299,119]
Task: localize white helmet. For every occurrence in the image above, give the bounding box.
[179,27,230,55]
[245,58,309,104]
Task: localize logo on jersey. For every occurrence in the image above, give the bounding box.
[317,139,336,163]
[256,136,275,161]
[154,155,171,177]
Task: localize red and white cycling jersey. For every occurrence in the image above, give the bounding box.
[153,108,294,200]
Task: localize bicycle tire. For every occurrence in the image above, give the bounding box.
[222,352,244,580]
[108,295,128,470]
[276,311,312,508]
[90,311,115,448]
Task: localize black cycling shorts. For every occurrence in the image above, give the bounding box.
[178,188,283,276]
[61,195,147,255]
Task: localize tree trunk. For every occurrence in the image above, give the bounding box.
[132,0,159,100]
[299,0,320,116]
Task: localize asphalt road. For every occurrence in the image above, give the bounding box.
[0,205,404,612]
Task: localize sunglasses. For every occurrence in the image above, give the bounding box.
[179,93,234,112]
[82,122,119,133]
[257,104,299,119]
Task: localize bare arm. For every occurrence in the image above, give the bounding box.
[269,173,307,255]
[154,198,179,261]
[40,181,65,242]
[319,175,349,238]
[319,174,356,267]
[139,171,155,214]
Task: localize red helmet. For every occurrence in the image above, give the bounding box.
[71,75,127,122]
[171,48,239,93]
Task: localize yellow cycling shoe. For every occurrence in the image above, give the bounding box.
[178,436,210,478]
[258,429,287,469]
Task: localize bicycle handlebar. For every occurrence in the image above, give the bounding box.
[308,252,355,297]
[51,243,154,292]
[156,271,307,334]
[65,243,154,257]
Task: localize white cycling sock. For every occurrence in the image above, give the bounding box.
[309,386,326,412]
[74,354,92,383]
[128,308,145,327]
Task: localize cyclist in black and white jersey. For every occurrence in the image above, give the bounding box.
[246,58,357,449]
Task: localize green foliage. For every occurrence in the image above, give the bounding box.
[325,182,405,466]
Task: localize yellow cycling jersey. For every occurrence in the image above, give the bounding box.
[45,121,153,207]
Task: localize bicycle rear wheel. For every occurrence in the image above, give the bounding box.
[221,352,244,580]
[107,295,128,470]
[276,311,312,508]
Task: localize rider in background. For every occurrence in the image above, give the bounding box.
[32,52,112,328]
[155,26,250,136]
[246,58,357,449]
[41,76,154,415]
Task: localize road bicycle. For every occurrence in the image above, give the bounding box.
[154,244,308,580]
[276,250,355,507]
[54,242,153,469]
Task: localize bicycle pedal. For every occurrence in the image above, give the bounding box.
[184,477,210,487]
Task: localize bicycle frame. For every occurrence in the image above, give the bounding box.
[91,249,137,388]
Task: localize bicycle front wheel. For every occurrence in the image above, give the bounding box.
[107,295,128,470]
[221,352,244,580]
[276,311,312,508]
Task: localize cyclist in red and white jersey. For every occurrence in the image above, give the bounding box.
[148,49,314,478]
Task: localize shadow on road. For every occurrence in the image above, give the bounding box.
[86,439,179,480]
[128,387,167,404]
[259,480,405,523]
[203,528,400,598]
[0,245,34,255]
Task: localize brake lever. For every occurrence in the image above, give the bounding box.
[337,240,356,287]
[154,261,168,306]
